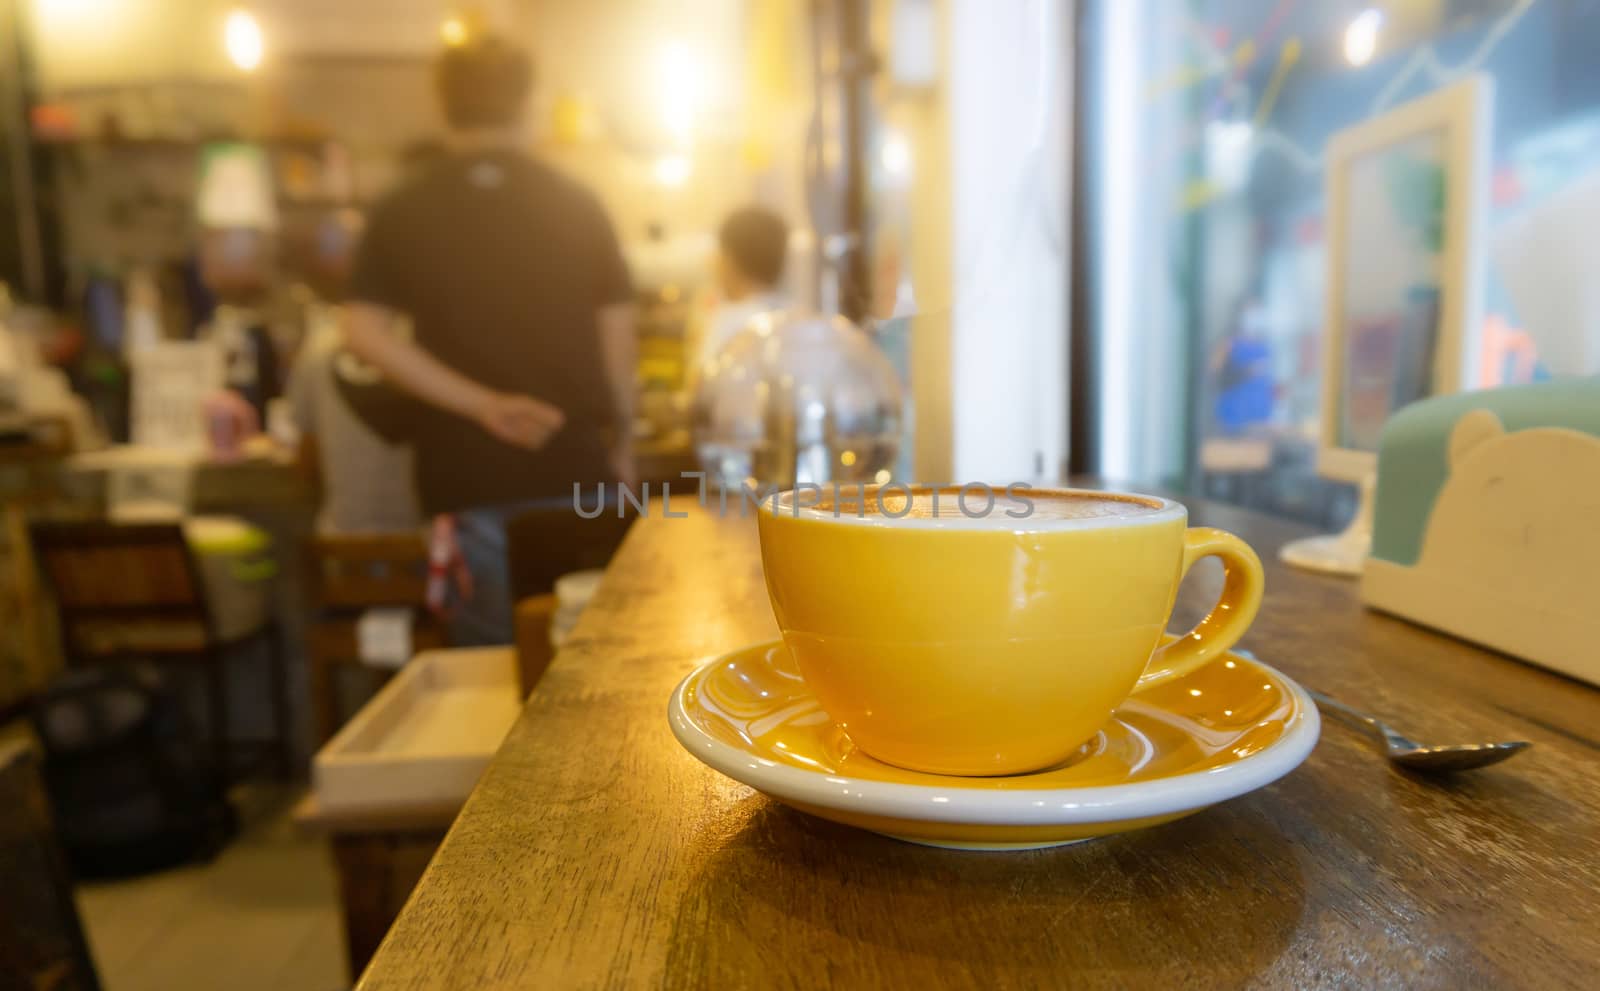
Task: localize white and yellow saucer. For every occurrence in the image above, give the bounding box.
[668,640,1319,850]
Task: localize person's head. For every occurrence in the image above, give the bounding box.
[434,36,533,135]
[715,206,789,301]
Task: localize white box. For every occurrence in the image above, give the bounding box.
[312,647,522,813]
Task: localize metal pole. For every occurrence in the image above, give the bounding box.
[837,0,872,322]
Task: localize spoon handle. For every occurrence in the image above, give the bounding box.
[1305,688,1413,752]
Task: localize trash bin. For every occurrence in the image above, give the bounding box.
[183,516,276,641]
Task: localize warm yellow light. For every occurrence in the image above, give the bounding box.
[880,131,911,176]
[224,9,264,72]
[840,450,857,467]
[440,17,467,47]
[37,0,109,21]
[1343,8,1382,67]
[652,154,692,187]
[658,40,701,146]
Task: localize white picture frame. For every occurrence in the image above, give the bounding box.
[1317,74,1492,482]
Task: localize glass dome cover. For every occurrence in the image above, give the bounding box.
[692,309,903,491]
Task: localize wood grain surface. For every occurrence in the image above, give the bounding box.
[358,495,1600,990]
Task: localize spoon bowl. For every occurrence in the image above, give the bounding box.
[1386,740,1531,772]
[1306,688,1532,774]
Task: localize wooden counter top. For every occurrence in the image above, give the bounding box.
[358,495,1600,989]
[65,446,311,513]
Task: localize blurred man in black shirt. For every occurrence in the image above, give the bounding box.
[343,36,635,644]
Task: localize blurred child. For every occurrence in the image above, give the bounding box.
[694,206,790,370]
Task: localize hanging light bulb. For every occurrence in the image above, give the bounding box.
[1343,8,1383,67]
[224,9,264,72]
[652,154,692,187]
[657,40,700,147]
[880,130,911,177]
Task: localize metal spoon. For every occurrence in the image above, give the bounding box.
[1307,689,1531,773]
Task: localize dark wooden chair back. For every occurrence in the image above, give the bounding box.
[0,740,103,991]
[505,509,634,603]
[29,520,210,630]
[308,533,431,611]
[505,508,634,695]
[304,532,442,745]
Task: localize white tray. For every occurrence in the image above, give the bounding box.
[312,647,522,814]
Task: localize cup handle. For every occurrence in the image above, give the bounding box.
[1133,527,1265,692]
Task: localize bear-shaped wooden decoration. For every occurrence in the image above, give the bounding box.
[1362,408,1600,685]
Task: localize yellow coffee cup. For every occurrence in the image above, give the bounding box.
[756,485,1265,776]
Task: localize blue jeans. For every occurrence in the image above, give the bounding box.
[450,498,572,647]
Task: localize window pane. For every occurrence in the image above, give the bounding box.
[1079,0,1600,525]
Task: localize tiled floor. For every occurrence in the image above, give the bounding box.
[75,784,347,991]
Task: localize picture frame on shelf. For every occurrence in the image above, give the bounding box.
[1281,73,1493,576]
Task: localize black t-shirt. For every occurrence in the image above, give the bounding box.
[347,149,632,514]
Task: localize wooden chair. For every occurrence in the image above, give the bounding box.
[304,533,445,744]
[513,595,558,697]
[505,507,634,693]
[29,520,291,780]
[506,508,634,604]
[0,739,103,991]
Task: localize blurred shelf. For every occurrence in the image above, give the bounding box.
[35,134,335,152]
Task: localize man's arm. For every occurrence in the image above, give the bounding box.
[341,302,563,450]
[597,301,638,486]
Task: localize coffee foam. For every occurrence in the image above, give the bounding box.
[776,486,1180,529]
